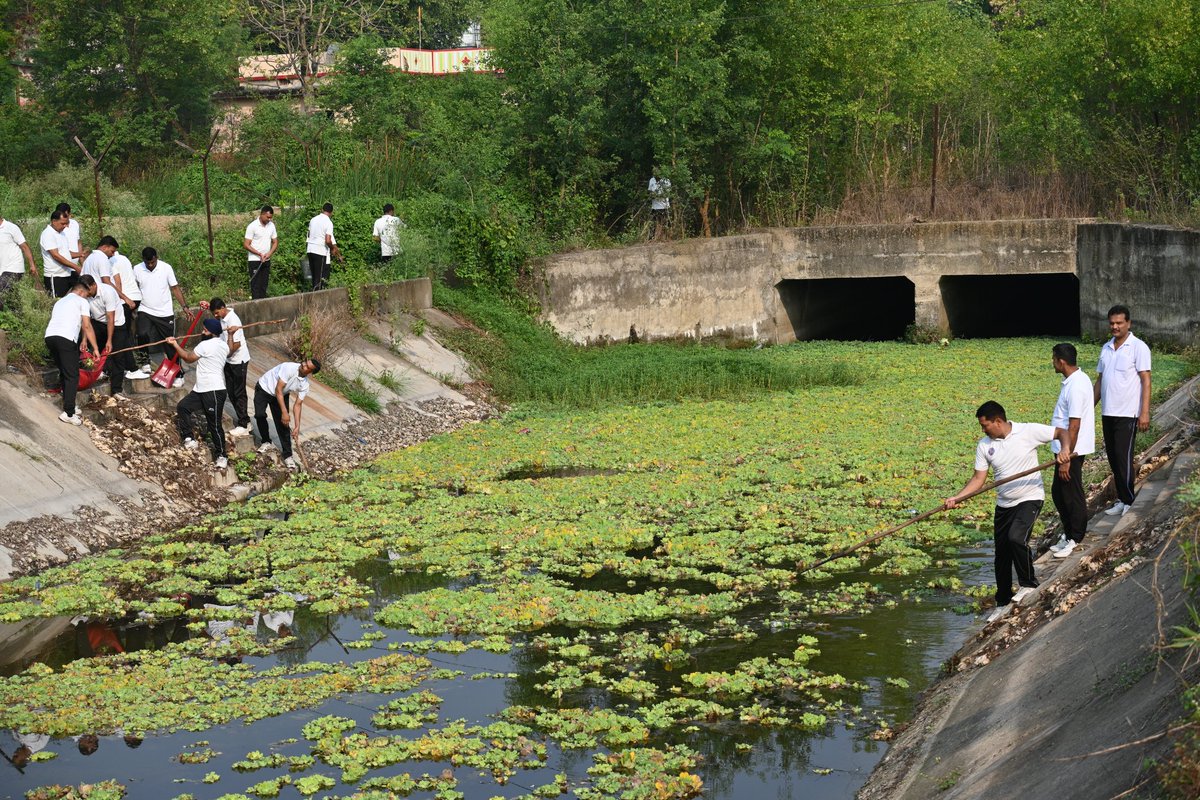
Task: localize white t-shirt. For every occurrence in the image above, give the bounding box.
[193,337,230,392]
[975,422,1057,507]
[258,361,310,400]
[0,219,28,274]
[44,292,90,340]
[110,252,139,301]
[64,218,81,255]
[372,215,403,257]
[221,308,250,364]
[1051,369,1095,456]
[134,261,179,318]
[1097,333,1152,418]
[81,250,113,284]
[40,226,73,278]
[306,213,335,256]
[88,283,125,327]
[244,218,278,262]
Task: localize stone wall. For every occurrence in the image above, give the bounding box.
[536,219,1081,344]
[1077,223,1200,345]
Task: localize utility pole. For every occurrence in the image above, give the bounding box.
[175,129,222,263]
[73,136,115,236]
[930,103,940,216]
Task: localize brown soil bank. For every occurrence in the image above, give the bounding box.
[858,438,1200,799]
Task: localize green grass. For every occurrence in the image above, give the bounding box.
[318,369,382,414]
[434,286,860,408]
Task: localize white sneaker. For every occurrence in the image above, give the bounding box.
[125,370,145,380]
[284,456,298,470]
[1104,501,1128,516]
[1053,540,1078,558]
[172,376,185,388]
[1012,587,1036,604]
[1049,535,1069,553]
[214,456,228,470]
[183,437,199,450]
[230,426,251,438]
[986,604,1011,623]
[138,364,153,375]
[58,411,82,426]
[257,442,276,454]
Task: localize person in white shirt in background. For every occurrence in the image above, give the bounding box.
[306,202,342,291]
[133,246,193,386]
[204,297,252,437]
[1093,304,1152,517]
[243,205,278,299]
[54,202,87,266]
[372,203,404,263]
[1047,343,1096,559]
[255,358,321,470]
[40,211,80,297]
[80,236,117,288]
[108,244,143,372]
[43,275,99,424]
[165,317,239,470]
[945,400,1070,623]
[0,214,38,306]
[87,276,132,396]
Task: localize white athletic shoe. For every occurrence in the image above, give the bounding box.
[1048,535,1069,553]
[1053,540,1078,558]
[1104,501,1129,516]
[257,442,276,454]
[172,376,185,388]
[284,456,298,471]
[125,370,145,380]
[59,411,82,426]
[1012,587,1036,604]
[986,604,1011,623]
[213,456,229,470]
[230,426,251,438]
[183,437,199,450]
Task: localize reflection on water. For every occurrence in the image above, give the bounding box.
[1,543,993,800]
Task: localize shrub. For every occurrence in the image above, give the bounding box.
[0,277,54,368]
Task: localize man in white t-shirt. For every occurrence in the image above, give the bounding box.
[372,203,404,262]
[133,246,193,385]
[306,203,342,291]
[204,297,252,436]
[0,215,38,303]
[945,401,1069,623]
[165,317,239,470]
[80,237,117,288]
[88,279,132,396]
[40,211,80,297]
[43,275,100,424]
[1093,304,1152,517]
[255,358,322,470]
[108,245,143,370]
[1046,343,1096,559]
[243,206,278,299]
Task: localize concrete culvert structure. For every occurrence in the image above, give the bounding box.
[940,274,1080,338]
[776,277,916,341]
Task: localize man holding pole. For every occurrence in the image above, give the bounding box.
[945,401,1070,623]
[44,275,99,425]
[255,358,321,471]
[87,275,132,396]
[40,211,79,297]
[133,247,193,386]
[166,318,239,470]
[243,206,278,299]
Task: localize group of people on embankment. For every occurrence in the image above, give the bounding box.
[944,304,1152,622]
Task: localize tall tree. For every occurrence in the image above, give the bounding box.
[32,0,239,160]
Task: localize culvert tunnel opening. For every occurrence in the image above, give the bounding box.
[776,277,915,341]
[940,274,1080,338]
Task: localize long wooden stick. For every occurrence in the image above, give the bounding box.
[106,318,287,356]
[797,457,1060,575]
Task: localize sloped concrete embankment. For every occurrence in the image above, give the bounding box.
[858,388,1200,800]
[0,278,489,581]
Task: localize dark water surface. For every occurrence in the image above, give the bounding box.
[1,545,992,800]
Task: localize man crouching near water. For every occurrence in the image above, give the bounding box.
[944,401,1071,623]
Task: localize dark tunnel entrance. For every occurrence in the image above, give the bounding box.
[940,274,1080,338]
[776,277,916,341]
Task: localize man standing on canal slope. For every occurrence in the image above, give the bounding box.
[166,317,239,470]
[945,401,1070,623]
[44,275,100,425]
[1093,304,1151,517]
[255,358,321,471]
[243,205,278,299]
[1048,343,1095,559]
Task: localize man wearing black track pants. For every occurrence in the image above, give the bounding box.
[1093,305,1151,518]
